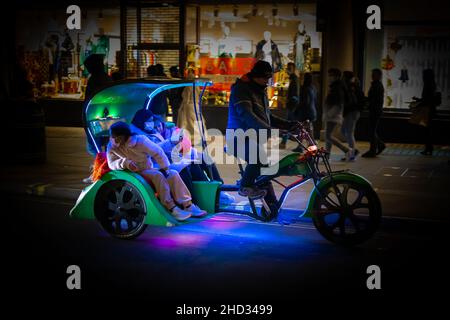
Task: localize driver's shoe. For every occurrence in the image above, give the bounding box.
[239,186,267,199]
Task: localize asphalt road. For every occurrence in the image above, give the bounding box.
[4,194,449,314]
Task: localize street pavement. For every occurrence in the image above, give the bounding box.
[2,126,449,221]
[2,127,450,312]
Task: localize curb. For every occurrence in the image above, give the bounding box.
[4,183,81,202]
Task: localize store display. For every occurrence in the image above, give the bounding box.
[294,24,306,71]
[255,31,282,73]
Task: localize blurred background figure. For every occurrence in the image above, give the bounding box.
[84,54,111,102]
[168,66,183,123]
[341,71,364,161]
[146,64,168,121]
[82,53,112,183]
[296,72,318,150]
[280,62,300,150]
[412,69,440,155]
[362,68,385,158]
[323,68,352,160]
[155,63,167,77]
[177,68,208,145]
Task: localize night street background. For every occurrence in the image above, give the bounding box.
[3,128,450,314]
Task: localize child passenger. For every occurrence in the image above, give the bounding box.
[106,121,207,221]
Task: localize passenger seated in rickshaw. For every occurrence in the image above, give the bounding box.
[106,121,207,221]
[131,109,235,204]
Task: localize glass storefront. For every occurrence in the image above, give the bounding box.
[16,7,121,101]
[364,25,450,110]
[15,2,322,114]
[184,3,322,109]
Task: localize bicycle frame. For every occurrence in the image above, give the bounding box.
[217,121,354,220]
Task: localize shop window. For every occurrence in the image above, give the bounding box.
[16,7,121,101]
[123,3,182,78]
[185,3,322,109]
[364,25,450,110]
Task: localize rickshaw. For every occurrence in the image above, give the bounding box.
[70,79,381,246]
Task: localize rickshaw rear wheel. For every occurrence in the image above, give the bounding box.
[94,179,147,239]
[312,179,381,246]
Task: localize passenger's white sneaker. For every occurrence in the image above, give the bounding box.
[170,206,192,221]
[184,204,207,218]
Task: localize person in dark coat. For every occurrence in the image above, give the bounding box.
[323,68,352,159]
[341,71,362,161]
[280,62,300,149]
[84,54,112,101]
[82,53,112,183]
[167,66,183,123]
[226,61,295,198]
[296,72,317,143]
[413,69,439,155]
[362,68,386,157]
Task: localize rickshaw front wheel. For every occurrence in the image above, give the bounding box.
[94,180,147,239]
[312,179,381,246]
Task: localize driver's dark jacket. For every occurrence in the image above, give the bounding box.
[227,73,290,133]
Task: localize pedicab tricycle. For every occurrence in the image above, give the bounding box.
[70,78,381,246]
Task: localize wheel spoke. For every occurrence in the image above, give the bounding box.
[122,194,138,210]
[126,216,134,231]
[114,190,121,203]
[324,189,341,208]
[314,207,336,216]
[108,202,117,211]
[340,184,350,206]
[338,218,346,236]
[322,198,340,212]
[350,190,368,209]
[118,187,127,202]
[348,212,361,232]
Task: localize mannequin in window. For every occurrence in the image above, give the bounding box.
[294,23,306,72]
[218,26,234,58]
[255,31,282,73]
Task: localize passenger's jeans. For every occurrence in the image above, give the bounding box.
[325,121,350,154]
[341,111,360,149]
[140,169,192,210]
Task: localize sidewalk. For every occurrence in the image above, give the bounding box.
[2,127,450,221]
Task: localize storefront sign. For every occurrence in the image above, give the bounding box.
[199,57,256,75]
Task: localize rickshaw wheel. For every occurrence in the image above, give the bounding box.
[94,180,147,239]
[312,179,381,246]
